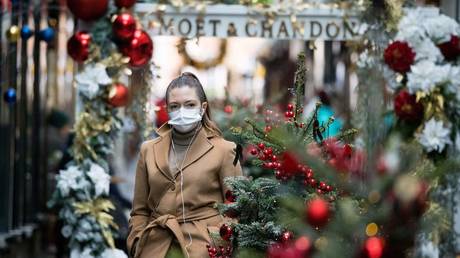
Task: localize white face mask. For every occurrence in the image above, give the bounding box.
[168,107,204,133]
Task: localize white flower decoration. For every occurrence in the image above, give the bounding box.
[411,39,443,62]
[423,14,460,43]
[75,63,112,99]
[407,61,450,93]
[417,118,452,153]
[101,248,128,258]
[56,165,84,197]
[87,163,110,197]
[70,248,94,258]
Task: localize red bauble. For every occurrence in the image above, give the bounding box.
[108,83,129,107]
[67,0,108,21]
[119,30,153,67]
[155,99,169,127]
[67,31,91,62]
[115,0,136,8]
[306,198,330,228]
[287,103,294,111]
[362,237,384,258]
[438,35,460,61]
[113,13,136,41]
[250,148,258,155]
[257,143,265,150]
[219,224,233,241]
[394,90,423,123]
[224,105,233,114]
[384,41,416,73]
[225,190,236,202]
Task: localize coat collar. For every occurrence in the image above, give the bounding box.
[153,123,215,181]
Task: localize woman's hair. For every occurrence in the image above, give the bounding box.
[165,72,222,136]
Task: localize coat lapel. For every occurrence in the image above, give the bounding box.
[153,124,215,180]
[153,125,174,181]
[171,127,214,178]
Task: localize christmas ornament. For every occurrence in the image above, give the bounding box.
[115,0,136,8]
[219,224,233,241]
[67,0,109,21]
[119,30,153,67]
[67,31,92,62]
[154,99,169,127]
[38,28,55,42]
[287,103,294,111]
[108,83,129,107]
[250,148,258,155]
[362,237,384,258]
[438,35,460,61]
[224,105,233,114]
[383,41,416,73]
[394,90,423,123]
[6,25,20,42]
[3,88,17,104]
[306,198,330,228]
[112,13,136,42]
[20,25,34,40]
[225,190,236,202]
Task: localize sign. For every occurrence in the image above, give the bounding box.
[135,4,363,40]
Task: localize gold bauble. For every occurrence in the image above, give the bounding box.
[6,25,20,42]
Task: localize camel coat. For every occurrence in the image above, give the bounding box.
[126,124,242,258]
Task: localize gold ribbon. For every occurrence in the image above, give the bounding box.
[73,198,118,248]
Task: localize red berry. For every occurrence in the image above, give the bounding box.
[319,182,327,190]
[317,189,323,194]
[258,143,265,150]
[325,185,332,192]
[280,231,293,243]
[265,125,272,133]
[299,123,305,128]
[305,169,313,179]
[287,103,294,111]
[225,190,236,202]
[308,178,316,187]
[270,155,278,161]
[275,170,283,179]
[224,105,233,114]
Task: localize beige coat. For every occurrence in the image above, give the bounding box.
[126,124,242,258]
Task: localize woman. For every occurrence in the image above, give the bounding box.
[127,72,242,258]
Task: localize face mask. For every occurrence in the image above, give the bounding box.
[168,107,204,133]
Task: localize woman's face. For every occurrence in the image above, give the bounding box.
[167,86,207,112]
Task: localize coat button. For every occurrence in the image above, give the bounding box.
[170,182,176,191]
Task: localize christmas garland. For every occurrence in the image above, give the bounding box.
[48,1,154,257]
[379,7,460,159]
